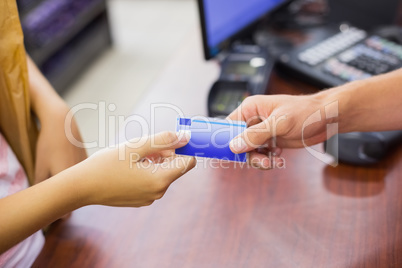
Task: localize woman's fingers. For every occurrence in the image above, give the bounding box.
[123,131,190,160]
[161,155,196,184]
[140,155,196,187]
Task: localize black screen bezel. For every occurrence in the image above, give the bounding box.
[197,0,291,60]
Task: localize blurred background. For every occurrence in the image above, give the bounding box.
[18,0,402,158]
[18,0,197,154]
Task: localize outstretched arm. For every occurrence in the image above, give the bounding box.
[0,131,195,253]
[328,68,402,133]
[227,68,402,168]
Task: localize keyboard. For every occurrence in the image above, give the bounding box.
[278,25,402,88]
[298,27,367,66]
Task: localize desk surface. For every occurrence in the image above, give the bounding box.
[34,30,402,268]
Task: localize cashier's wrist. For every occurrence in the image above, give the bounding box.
[317,81,364,135]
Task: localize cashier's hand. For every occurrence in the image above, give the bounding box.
[227,94,334,169]
[79,131,196,207]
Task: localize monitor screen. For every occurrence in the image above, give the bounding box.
[198,0,288,59]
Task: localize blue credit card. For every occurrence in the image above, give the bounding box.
[175,117,247,162]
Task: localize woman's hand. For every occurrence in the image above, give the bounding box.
[227,93,337,169]
[0,131,195,252]
[77,131,196,207]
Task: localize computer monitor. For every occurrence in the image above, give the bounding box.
[197,0,289,60]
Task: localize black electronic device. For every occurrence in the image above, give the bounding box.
[197,0,290,60]
[220,45,274,95]
[207,45,275,117]
[208,81,249,117]
[325,130,402,165]
[277,24,402,88]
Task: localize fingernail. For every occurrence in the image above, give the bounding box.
[258,157,272,170]
[272,147,282,156]
[230,137,247,153]
[177,130,191,143]
[254,157,272,170]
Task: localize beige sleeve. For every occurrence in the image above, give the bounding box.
[0,0,38,185]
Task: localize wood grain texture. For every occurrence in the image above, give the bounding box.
[33,30,402,268]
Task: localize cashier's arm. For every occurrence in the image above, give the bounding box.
[228,68,402,168]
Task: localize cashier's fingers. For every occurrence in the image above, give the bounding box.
[255,146,282,157]
[230,119,277,154]
[227,105,247,122]
[227,101,263,127]
[248,151,284,170]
